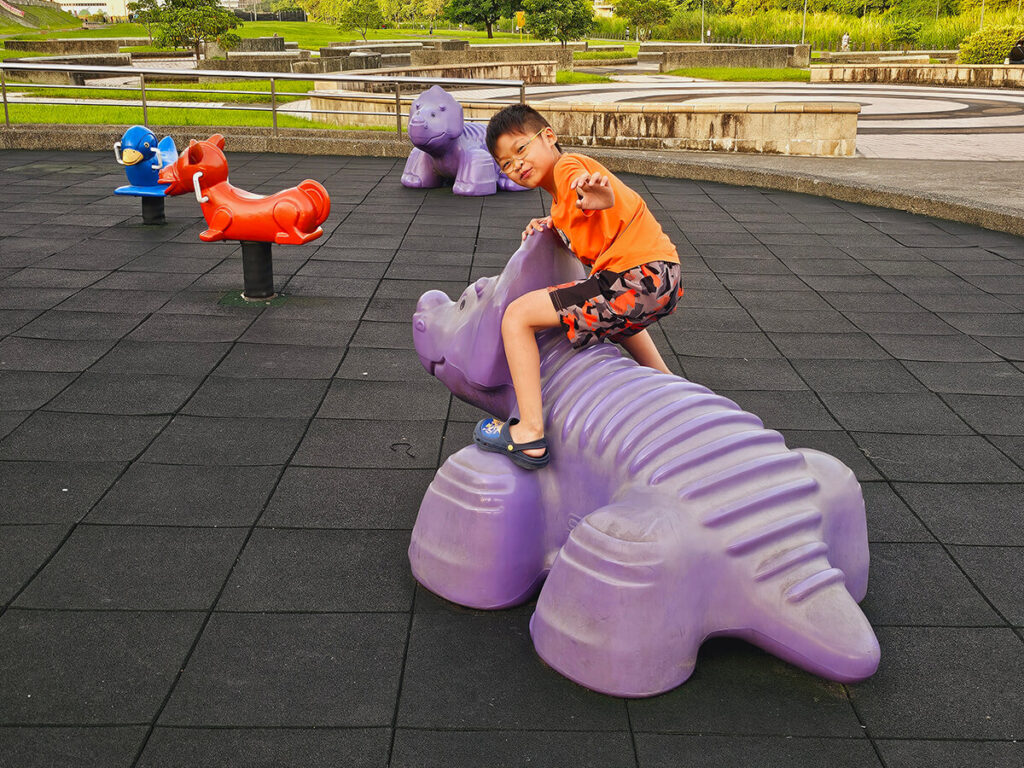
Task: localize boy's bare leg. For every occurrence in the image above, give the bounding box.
[620,328,672,374]
[500,288,562,457]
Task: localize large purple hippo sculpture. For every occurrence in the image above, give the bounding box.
[401,85,526,196]
[411,230,880,698]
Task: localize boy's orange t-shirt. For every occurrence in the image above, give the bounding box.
[549,153,679,275]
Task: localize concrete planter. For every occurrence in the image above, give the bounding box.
[811,63,1024,89]
[308,92,859,157]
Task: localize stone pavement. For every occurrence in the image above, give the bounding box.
[0,150,1022,767]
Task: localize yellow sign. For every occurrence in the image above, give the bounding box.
[515,11,526,30]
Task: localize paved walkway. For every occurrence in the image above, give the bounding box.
[0,150,1022,767]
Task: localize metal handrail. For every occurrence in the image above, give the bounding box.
[0,62,528,137]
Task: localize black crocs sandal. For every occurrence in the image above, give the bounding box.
[473,417,550,470]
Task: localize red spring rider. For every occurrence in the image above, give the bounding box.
[160,134,331,299]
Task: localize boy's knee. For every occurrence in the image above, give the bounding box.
[501,298,526,336]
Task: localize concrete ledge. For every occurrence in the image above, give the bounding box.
[410,43,577,70]
[3,54,132,84]
[661,47,790,71]
[314,61,556,92]
[812,63,1024,88]
[643,43,810,69]
[819,49,958,64]
[2,125,1019,236]
[308,93,857,156]
[236,37,287,53]
[3,39,120,54]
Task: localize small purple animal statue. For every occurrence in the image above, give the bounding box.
[401,85,526,196]
[411,229,880,698]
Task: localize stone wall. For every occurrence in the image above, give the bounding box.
[308,93,858,156]
[818,50,958,64]
[292,59,345,75]
[643,43,810,69]
[236,37,287,53]
[410,43,580,70]
[811,64,1024,88]
[3,54,131,84]
[322,42,426,57]
[661,47,791,71]
[316,61,556,93]
[4,39,120,54]
[380,54,412,68]
[224,50,311,61]
[204,52,311,74]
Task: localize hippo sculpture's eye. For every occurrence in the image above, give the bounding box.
[459,298,466,310]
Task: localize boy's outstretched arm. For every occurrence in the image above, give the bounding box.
[571,172,615,211]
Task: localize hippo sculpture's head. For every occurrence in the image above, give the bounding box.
[406,85,465,156]
[413,229,585,419]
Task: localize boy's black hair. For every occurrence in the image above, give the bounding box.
[485,104,562,157]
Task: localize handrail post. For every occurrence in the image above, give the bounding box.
[140,72,148,126]
[270,77,278,137]
[395,81,402,135]
[520,82,525,105]
[1,68,9,128]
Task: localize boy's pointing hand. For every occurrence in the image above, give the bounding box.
[570,172,615,211]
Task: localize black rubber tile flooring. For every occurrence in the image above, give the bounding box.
[1,150,1022,768]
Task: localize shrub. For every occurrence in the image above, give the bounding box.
[888,18,923,51]
[958,24,1024,64]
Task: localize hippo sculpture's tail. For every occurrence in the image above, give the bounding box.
[410,229,880,697]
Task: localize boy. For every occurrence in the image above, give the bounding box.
[473,105,683,469]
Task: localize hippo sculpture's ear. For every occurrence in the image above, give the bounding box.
[459,229,585,389]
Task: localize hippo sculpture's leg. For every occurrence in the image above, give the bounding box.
[408,447,547,609]
[530,480,879,697]
[452,149,499,196]
[401,148,444,189]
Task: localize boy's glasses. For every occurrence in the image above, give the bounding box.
[498,128,545,173]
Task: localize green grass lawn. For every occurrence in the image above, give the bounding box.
[574,50,634,60]
[556,71,612,84]
[5,20,640,55]
[5,79,315,105]
[2,102,393,131]
[665,66,811,82]
[0,49,49,59]
[0,4,78,33]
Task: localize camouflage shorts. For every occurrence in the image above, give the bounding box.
[548,261,683,349]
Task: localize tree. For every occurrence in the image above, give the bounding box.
[888,17,923,51]
[522,0,594,47]
[127,0,161,45]
[418,0,445,33]
[379,0,417,26]
[339,0,383,40]
[613,0,673,42]
[444,0,521,39]
[156,0,242,59]
[296,0,345,24]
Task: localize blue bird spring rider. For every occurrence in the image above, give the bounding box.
[113,125,178,224]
